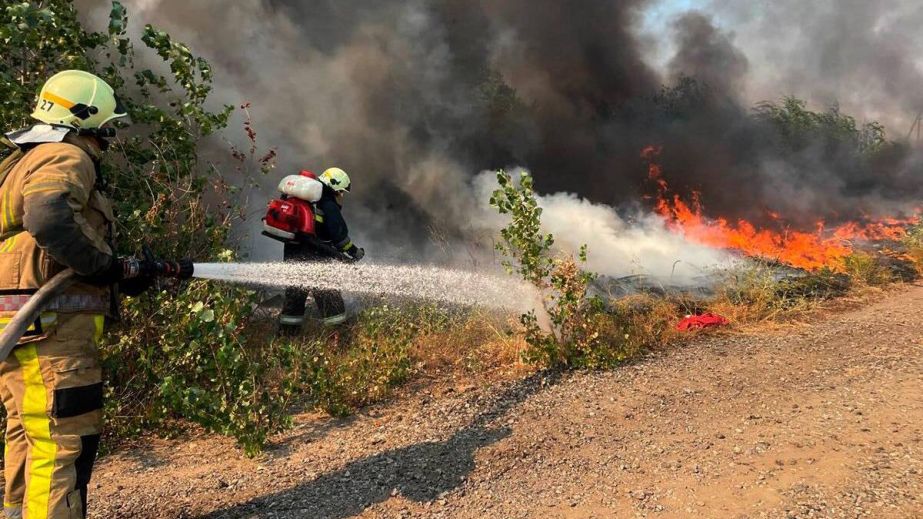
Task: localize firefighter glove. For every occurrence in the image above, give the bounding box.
[81,256,150,286]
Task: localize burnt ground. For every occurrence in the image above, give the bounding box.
[89,285,923,518]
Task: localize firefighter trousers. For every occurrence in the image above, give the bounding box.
[279,243,347,331]
[0,314,104,519]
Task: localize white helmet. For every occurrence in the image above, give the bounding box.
[31,70,127,130]
[319,167,351,193]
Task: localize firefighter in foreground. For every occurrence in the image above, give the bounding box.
[0,70,191,518]
[264,168,364,334]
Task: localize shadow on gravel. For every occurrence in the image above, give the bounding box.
[203,371,560,519]
[264,414,360,460]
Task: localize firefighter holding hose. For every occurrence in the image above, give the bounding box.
[0,70,192,518]
[270,167,364,334]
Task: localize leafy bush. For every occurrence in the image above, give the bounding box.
[1,2,105,129]
[1,1,291,453]
[754,96,886,155]
[107,283,301,455]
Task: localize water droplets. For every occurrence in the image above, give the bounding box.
[193,262,535,311]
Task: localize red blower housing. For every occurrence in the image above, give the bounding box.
[262,170,320,243]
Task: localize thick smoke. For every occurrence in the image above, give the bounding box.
[77,0,923,279]
[649,4,923,227]
[667,12,748,99]
[705,0,923,131]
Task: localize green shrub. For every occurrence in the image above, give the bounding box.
[754,96,886,155]
[107,281,301,455]
[490,170,629,369]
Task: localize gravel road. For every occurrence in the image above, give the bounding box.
[90,286,923,518]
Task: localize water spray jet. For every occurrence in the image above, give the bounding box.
[0,261,536,357]
[192,262,536,312]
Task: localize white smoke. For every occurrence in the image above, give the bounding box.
[472,170,736,285]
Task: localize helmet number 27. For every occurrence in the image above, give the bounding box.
[39,99,55,111]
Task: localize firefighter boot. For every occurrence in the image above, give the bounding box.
[279,286,309,336]
[313,289,347,327]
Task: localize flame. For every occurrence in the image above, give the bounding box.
[641,146,917,271]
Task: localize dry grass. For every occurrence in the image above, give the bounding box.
[708,265,838,324]
[281,304,531,416]
[410,308,527,382]
[607,294,679,353]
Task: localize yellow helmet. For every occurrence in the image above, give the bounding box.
[31,70,127,130]
[319,167,351,193]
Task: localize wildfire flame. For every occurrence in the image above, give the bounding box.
[642,146,917,271]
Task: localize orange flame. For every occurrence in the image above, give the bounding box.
[642,146,917,271]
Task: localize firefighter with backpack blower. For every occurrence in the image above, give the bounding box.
[0,70,193,519]
[262,167,364,334]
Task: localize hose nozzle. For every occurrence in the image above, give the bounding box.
[158,258,194,279]
[141,245,194,279]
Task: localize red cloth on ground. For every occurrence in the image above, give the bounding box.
[676,313,729,331]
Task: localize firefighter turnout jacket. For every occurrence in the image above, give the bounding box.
[0,126,114,519]
[313,184,358,255]
[0,129,114,337]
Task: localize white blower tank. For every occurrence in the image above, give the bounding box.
[278,175,323,202]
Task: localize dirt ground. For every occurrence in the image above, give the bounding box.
[89,285,923,519]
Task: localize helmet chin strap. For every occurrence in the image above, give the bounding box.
[76,127,116,151]
[76,127,116,139]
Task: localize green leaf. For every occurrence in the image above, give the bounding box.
[109,1,126,35]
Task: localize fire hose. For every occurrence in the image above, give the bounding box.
[0,268,77,363]
[0,249,193,362]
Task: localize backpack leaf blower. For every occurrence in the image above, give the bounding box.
[262,170,323,244]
